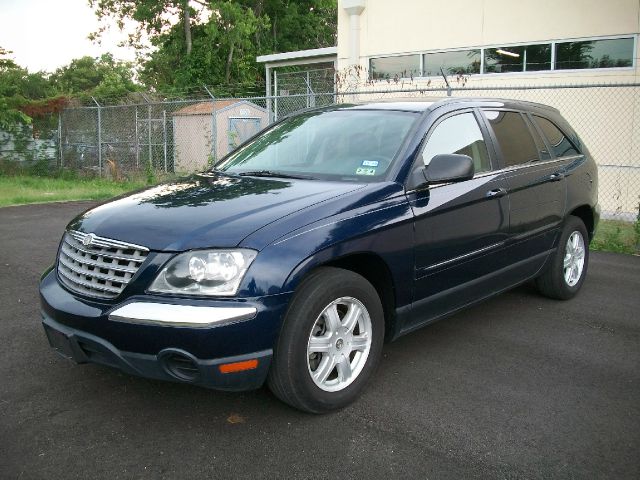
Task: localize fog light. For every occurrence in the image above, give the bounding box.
[219,359,259,374]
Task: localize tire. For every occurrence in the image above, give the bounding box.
[267,267,384,414]
[536,215,589,300]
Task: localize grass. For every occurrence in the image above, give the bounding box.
[592,219,639,255]
[0,176,150,207]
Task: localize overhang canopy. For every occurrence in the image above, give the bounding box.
[257,47,337,69]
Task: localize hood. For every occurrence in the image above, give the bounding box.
[68,173,366,251]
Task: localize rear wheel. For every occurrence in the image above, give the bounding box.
[268,267,384,413]
[536,216,589,300]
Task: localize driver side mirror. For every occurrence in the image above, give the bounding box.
[424,154,475,184]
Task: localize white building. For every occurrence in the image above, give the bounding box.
[337,0,638,85]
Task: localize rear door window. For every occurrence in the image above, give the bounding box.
[484,110,540,167]
[532,116,579,157]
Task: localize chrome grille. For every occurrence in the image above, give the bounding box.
[57,231,149,299]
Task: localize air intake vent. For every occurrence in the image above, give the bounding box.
[57,231,149,299]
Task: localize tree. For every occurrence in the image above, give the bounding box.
[89,0,337,92]
[0,47,48,128]
[89,0,210,56]
[140,1,268,92]
[253,0,337,53]
[50,53,139,101]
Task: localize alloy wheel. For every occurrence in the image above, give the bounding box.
[306,297,372,392]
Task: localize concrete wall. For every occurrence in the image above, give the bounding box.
[0,126,57,166]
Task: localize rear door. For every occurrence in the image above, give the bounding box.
[481,109,567,267]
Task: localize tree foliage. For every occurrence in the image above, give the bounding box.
[50,53,140,101]
[0,47,47,128]
[0,47,140,131]
[90,0,337,93]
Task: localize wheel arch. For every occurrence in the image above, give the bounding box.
[284,251,398,341]
[569,205,595,240]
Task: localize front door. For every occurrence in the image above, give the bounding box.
[405,110,510,331]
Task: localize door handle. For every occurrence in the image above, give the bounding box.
[549,172,565,181]
[485,188,507,198]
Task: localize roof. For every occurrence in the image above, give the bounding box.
[173,100,241,116]
[256,47,337,64]
[341,97,560,114]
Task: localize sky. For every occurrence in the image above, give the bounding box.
[0,0,137,72]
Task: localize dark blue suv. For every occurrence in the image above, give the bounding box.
[40,98,599,413]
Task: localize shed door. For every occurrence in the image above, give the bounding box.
[228,117,261,150]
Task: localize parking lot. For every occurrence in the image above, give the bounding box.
[1,201,638,479]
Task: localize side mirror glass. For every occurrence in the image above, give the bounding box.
[425,154,475,184]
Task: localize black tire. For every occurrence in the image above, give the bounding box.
[536,215,589,300]
[267,267,384,414]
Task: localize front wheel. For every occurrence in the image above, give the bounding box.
[536,216,589,300]
[268,267,384,413]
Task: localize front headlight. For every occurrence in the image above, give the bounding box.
[149,249,257,296]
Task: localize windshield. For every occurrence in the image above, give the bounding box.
[216,109,418,181]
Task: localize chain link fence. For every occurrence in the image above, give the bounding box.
[273,67,336,120]
[1,75,638,221]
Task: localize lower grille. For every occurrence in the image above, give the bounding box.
[57,230,149,299]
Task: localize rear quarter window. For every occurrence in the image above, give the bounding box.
[533,116,580,158]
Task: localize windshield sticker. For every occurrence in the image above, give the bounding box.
[355,167,377,176]
[361,160,379,167]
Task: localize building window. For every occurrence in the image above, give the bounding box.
[369,55,421,80]
[555,37,634,70]
[484,44,551,73]
[423,50,481,77]
[368,35,634,81]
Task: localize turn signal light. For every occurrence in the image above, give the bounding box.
[219,359,258,374]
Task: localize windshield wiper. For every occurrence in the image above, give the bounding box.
[237,170,316,180]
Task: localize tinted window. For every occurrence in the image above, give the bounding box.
[555,37,634,70]
[423,50,481,76]
[370,55,421,80]
[526,117,552,161]
[484,111,539,167]
[484,44,551,73]
[533,116,579,157]
[219,110,418,180]
[421,113,491,173]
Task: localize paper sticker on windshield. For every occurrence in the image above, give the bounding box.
[361,160,379,167]
[355,167,376,176]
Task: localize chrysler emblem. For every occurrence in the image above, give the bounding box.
[82,233,96,247]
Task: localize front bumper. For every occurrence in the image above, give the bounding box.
[40,269,291,391]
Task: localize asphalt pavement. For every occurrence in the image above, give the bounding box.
[1,201,639,479]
